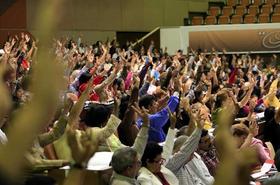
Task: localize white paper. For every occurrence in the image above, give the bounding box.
[260,160,273,173]
[147,84,157,95]
[87,152,113,171]
[251,171,265,179]
[251,159,274,179]
[60,165,71,170]
[256,112,264,120]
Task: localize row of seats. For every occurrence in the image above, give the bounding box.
[228,0,280,6]
[209,4,280,17]
[192,13,280,24]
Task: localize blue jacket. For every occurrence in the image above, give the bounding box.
[137,95,179,142]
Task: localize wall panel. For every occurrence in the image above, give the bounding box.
[25,0,209,43]
[0,0,27,46]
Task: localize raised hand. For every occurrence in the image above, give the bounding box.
[247,72,256,88]
[11,38,16,47]
[4,42,12,54]
[113,60,124,74]
[248,119,258,137]
[101,44,107,53]
[180,97,190,112]
[25,34,30,43]
[131,103,149,127]
[113,96,121,116]
[194,109,206,129]
[199,54,204,62]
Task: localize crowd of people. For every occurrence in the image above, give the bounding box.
[0,32,280,185]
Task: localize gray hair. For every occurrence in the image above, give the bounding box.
[263,175,280,185]
[111,147,138,174]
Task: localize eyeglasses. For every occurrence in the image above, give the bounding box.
[152,158,166,165]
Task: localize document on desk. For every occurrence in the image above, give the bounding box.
[251,159,274,179]
[87,152,113,171]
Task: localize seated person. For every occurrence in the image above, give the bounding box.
[111,147,142,185]
[137,142,179,185]
[263,107,280,152]
[171,135,214,185]
[136,94,179,142]
[25,99,73,171]
[231,122,271,169]
[197,129,219,176]
[152,107,213,185]
[110,106,150,185]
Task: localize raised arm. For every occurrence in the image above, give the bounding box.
[238,83,254,108]
[162,108,177,162]
[94,61,122,95]
[131,105,150,158]
[68,76,94,127]
[149,95,179,129]
[26,41,37,61]
[38,117,68,147]
[67,114,121,166]
[97,45,108,64]
[139,72,153,97]
[94,114,122,141]
[180,97,197,136]
[266,78,278,101]
[165,127,202,172]
[202,80,212,104]
[239,121,256,149]
[119,78,139,129]
[38,98,73,147]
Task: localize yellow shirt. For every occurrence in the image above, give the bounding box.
[266,79,280,108]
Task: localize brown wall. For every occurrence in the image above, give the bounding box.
[26,0,208,43]
[0,0,210,46]
[0,0,27,47]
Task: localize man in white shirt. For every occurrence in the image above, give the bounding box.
[167,135,214,185]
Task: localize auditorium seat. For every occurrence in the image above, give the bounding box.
[248,5,259,15]
[205,15,217,24]
[271,13,280,22]
[192,16,204,25]
[261,4,273,14]
[219,15,231,24]
[222,6,234,16]
[251,0,263,6]
[258,13,270,22]
[244,14,257,23]
[231,14,243,23]
[209,6,221,16]
[265,0,277,5]
[227,0,237,6]
[274,4,280,13]
[240,0,251,6]
[235,5,247,15]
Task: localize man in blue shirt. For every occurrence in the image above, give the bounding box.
[136,93,179,142]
